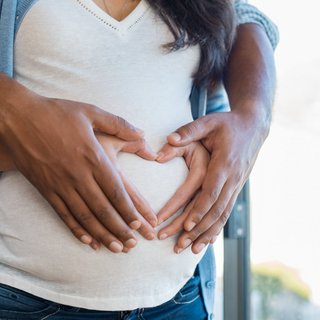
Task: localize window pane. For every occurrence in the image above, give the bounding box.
[214,235,224,319]
[250,1,320,318]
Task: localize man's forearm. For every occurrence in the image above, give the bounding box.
[164,23,277,251]
[0,73,17,171]
[0,142,15,171]
[223,23,276,137]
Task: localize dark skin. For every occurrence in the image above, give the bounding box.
[0,78,209,254]
[157,23,276,254]
[0,78,158,252]
[0,23,276,254]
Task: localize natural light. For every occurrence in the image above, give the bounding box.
[215,1,320,318]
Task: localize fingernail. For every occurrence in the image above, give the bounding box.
[122,247,130,254]
[91,242,100,251]
[159,233,168,240]
[185,221,196,232]
[146,232,155,240]
[81,235,92,245]
[130,220,141,230]
[109,241,123,253]
[156,152,164,161]
[182,238,192,249]
[125,238,137,248]
[175,247,183,254]
[196,243,206,253]
[135,128,145,135]
[168,133,181,142]
[150,218,158,228]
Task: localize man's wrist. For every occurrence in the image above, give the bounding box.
[231,101,271,141]
[0,73,12,138]
[223,23,276,141]
[0,73,35,139]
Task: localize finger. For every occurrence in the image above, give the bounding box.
[47,193,94,245]
[122,247,131,254]
[92,145,144,230]
[158,194,198,240]
[156,144,185,163]
[88,106,145,141]
[158,212,187,240]
[176,181,238,253]
[107,153,157,237]
[157,169,203,225]
[191,188,240,254]
[95,136,155,231]
[183,159,227,231]
[74,179,139,249]
[157,143,208,224]
[200,179,238,227]
[121,139,158,161]
[121,173,157,227]
[58,189,126,252]
[96,134,123,156]
[109,150,156,240]
[49,192,123,253]
[167,115,217,146]
[121,174,157,240]
[104,147,156,240]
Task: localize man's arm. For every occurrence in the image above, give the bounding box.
[223,21,276,141]
[0,142,15,171]
[163,21,277,253]
[0,74,157,252]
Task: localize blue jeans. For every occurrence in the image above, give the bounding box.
[0,273,207,320]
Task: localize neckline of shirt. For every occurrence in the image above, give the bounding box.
[75,0,150,34]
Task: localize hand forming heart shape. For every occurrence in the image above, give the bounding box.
[96,132,210,253]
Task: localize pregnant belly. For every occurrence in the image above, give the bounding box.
[0,153,206,301]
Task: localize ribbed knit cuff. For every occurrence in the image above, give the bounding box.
[235,2,279,50]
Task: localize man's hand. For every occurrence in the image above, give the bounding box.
[164,110,268,254]
[0,74,157,253]
[96,133,158,252]
[161,23,276,254]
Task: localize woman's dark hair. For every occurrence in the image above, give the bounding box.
[146,0,236,90]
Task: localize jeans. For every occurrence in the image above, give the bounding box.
[0,273,207,320]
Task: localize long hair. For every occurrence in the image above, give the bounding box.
[146,0,236,91]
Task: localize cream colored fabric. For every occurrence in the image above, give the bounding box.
[0,0,206,310]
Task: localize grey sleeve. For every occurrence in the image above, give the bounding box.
[234,0,279,49]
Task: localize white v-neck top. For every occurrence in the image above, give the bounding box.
[0,0,205,310]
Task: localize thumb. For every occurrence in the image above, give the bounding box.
[88,105,144,141]
[167,115,216,146]
[156,144,185,163]
[121,139,158,161]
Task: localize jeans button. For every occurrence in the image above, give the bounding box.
[206,280,214,289]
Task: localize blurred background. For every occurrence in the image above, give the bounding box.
[214,1,320,319]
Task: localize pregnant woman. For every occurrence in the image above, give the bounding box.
[0,0,236,319]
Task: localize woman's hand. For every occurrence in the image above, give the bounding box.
[155,141,210,247]
[96,133,158,252]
